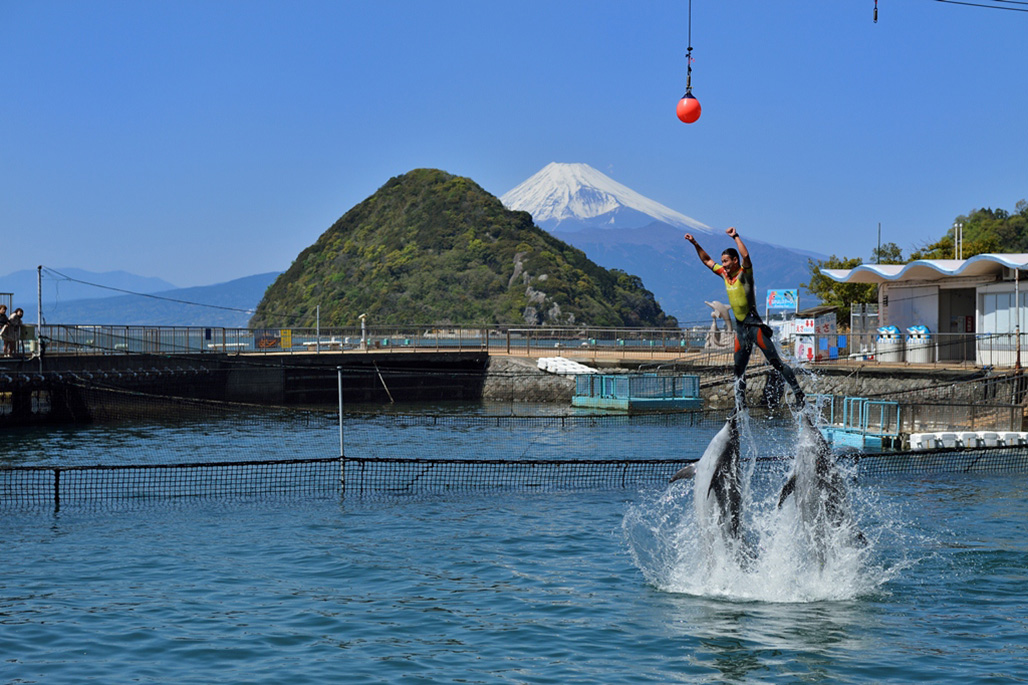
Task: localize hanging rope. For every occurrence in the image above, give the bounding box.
[685,0,694,95]
[676,0,702,123]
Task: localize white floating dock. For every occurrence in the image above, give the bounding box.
[536,357,599,375]
[909,431,1027,450]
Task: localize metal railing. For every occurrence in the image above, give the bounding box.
[815,394,1024,434]
[26,323,1028,370]
[35,324,709,359]
[575,374,700,400]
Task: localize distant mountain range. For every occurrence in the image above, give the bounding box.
[502,163,823,323]
[5,163,823,328]
[0,268,178,308]
[0,269,279,327]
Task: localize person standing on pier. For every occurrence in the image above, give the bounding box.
[0,305,9,357]
[685,227,806,410]
[2,307,23,357]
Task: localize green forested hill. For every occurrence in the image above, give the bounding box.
[909,201,1028,259]
[250,169,676,328]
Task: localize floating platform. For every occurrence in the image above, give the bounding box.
[822,426,902,451]
[817,395,903,452]
[816,395,1026,452]
[572,373,702,411]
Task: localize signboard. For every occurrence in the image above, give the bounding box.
[766,289,799,312]
[795,335,817,362]
[280,329,292,350]
[794,312,837,335]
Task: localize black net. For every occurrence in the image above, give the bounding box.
[4,389,1028,509]
[340,458,690,496]
[338,446,1028,498]
[2,458,341,510]
[6,445,1027,509]
[844,445,1028,476]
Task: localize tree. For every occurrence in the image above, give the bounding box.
[801,255,877,323]
[911,201,1027,260]
[870,241,904,265]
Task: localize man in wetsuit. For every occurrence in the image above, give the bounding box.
[685,227,806,411]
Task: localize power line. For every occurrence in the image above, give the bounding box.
[931,0,1028,12]
[38,267,322,324]
[40,267,256,314]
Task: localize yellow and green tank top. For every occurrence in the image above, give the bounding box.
[712,263,760,324]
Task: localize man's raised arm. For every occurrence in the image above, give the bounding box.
[726,227,751,268]
[685,234,716,270]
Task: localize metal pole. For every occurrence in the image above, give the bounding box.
[337,366,344,456]
[316,305,321,354]
[1016,269,1022,370]
[37,265,43,363]
[53,467,61,513]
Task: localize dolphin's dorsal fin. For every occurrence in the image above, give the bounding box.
[777,474,797,507]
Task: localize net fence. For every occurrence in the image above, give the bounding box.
[339,445,1028,498]
[5,445,1028,509]
[4,377,1028,509]
[4,458,340,509]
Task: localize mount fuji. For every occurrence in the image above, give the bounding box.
[501,162,711,233]
[502,163,821,324]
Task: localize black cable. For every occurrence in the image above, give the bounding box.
[41,267,257,314]
[931,0,1028,12]
[685,0,694,93]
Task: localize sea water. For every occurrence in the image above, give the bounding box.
[3,409,1028,683]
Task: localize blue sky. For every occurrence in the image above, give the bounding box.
[2,0,1025,288]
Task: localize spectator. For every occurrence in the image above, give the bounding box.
[0,305,8,355]
[3,307,23,357]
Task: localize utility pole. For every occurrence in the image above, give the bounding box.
[36,266,43,370]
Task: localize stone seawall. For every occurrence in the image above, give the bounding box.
[674,364,1016,411]
[483,355,1013,411]
[724,364,999,409]
[483,356,575,403]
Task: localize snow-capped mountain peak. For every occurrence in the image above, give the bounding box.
[500,162,711,233]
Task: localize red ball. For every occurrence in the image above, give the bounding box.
[676,94,701,124]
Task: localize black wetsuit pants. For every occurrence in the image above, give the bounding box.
[733,321,804,409]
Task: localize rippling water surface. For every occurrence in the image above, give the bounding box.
[3,410,1028,683]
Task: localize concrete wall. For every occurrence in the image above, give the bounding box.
[704,364,997,411]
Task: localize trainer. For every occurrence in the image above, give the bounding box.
[685,227,806,410]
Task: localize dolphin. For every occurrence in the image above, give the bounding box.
[778,413,866,551]
[671,414,743,541]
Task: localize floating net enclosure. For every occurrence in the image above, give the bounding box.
[3,373,1028,510]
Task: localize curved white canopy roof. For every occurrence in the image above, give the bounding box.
[822,254,1028,284]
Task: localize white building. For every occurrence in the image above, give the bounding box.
[823,254,1028,367]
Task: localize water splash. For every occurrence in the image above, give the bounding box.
[623,413,905,603]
